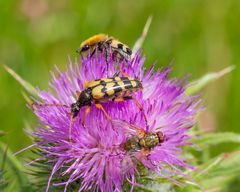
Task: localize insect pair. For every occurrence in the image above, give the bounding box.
[33,34,139,142]
[33,73,148,142]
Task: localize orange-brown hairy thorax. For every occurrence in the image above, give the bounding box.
[80,34,109,48]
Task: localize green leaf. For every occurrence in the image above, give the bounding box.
[3,64,39,97]
[192,132,240,148]
[178,151,240,192]
[21,91,34,107]
[0,145,8,190]
[186,65,235,95]
[0,169,8,190]
[132,16,152,56]
[135,182,174,192]
[0,142,33,192]
[193,151,240,191]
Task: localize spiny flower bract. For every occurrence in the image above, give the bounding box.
[31,52,200,192]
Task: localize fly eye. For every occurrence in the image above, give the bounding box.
[81,45,90,52]
[157,131,165,142]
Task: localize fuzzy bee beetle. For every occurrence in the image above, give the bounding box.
[33,74,147,142]
[76,34,132,63]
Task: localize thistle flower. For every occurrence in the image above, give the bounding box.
[31,52,200,192]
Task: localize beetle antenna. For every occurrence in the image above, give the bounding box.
[32,102,69,109]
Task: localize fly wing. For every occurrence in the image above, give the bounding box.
[120,150,148,175]
[121,152,136,175]
[112,119,146,137]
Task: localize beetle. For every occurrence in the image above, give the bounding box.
[33,74,147,142]
[76,34,132,72]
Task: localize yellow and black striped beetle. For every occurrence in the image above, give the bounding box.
[76,34,132,63]
[33,74,147,142]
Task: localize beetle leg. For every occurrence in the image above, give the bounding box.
[114,70,131,78]
[113,97,125,102]
[101,44,110,76]
[131,96,149,129]
[114,96,149,129]
[113,71,120,77]
[90,47,96,57]
[95,103,111,122]
[81,105,91,126]
[84,80,89,88]
[119,71,130,77]
[76,90,81,97]
[80,52,83,58]
[112,70,130,78]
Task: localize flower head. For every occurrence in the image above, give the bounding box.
[32,52,200,191]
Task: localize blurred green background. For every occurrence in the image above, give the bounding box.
[0,0,239,158]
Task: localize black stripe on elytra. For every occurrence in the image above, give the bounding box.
[126,47,132,55]
[136,81,143,88]
[101,87,107,93]
[112,82,123,94]
[120,76,129,81]
[88,78,118,90]
[123,80,133,89]
[117,43,123,49]
[113,76,131,82]
[99,80,107,86]
[97,42,104,51]
[105,38,113,45]
[112,44,131,55]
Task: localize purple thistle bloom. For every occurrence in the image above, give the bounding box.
[32,52,200,192]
